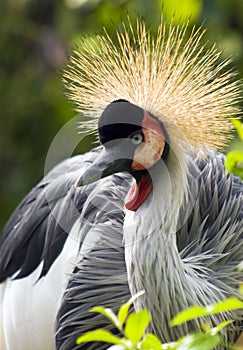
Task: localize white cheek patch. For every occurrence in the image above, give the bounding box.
[132,128,166,170]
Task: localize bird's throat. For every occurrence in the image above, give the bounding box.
[125,173,152,211]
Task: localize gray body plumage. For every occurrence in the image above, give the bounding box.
[0,147,242,350]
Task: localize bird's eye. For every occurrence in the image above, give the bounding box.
[130,132,144,145]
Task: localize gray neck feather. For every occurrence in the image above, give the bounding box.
[123,151,237,343]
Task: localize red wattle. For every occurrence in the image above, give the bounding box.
[125,174,153,211]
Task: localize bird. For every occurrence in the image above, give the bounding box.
[0,18,242,350]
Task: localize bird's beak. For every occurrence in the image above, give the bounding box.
[76,145,153,211]
[76,147,131,187]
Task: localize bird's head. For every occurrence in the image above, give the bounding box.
[76,99,171,211]
[65,18,241,211]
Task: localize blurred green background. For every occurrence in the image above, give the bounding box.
[0,0,243,232]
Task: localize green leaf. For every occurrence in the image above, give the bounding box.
[232,119,243,140]
[170,306,207,326]
[175,332,221,350]
[211,320,234,335]
[125,309,151,345]
[140,333,162,350]
[205,297,243,314]
[91,306,122,332]
[171,297,243,326]
[225,151,243,179]
[161,0,202,24]
[118,291,145,326]
[76,329,127,346]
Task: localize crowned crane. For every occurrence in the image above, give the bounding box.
[0,19,242,350]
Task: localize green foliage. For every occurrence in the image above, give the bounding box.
[232,120,243,141]
[170,297,243,326]
[76,293,243,350]
[77,292,154,349]
[162,0,203,24]
[225,120,243,180]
